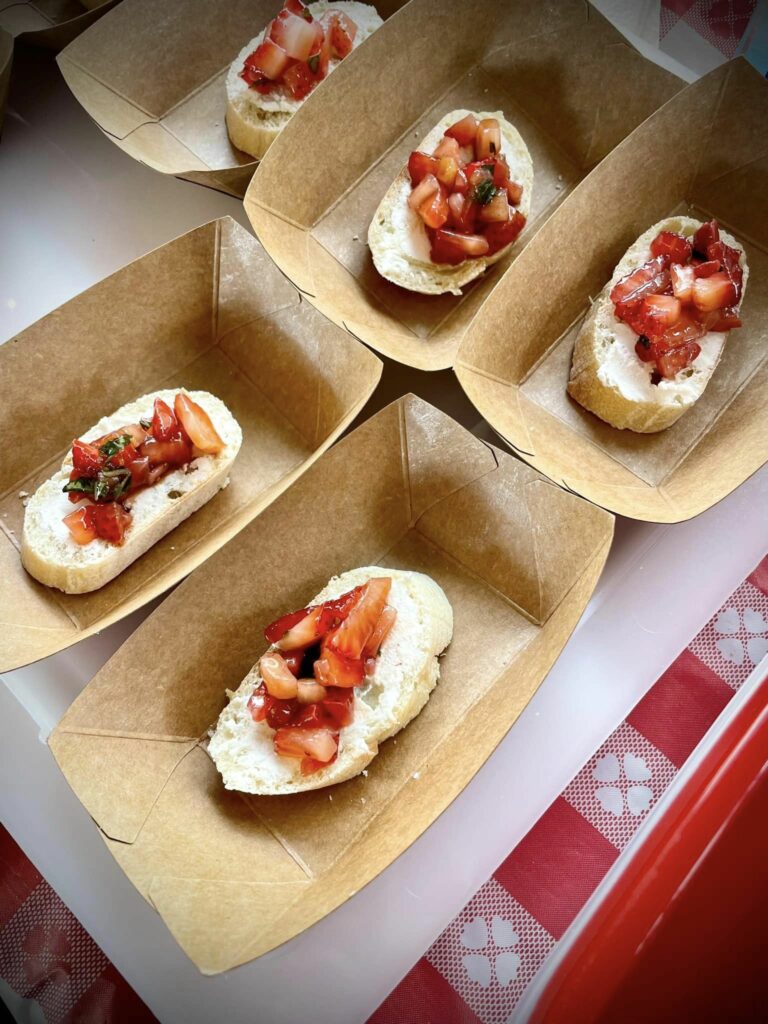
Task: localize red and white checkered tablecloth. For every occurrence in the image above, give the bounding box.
[367,556,768,1024]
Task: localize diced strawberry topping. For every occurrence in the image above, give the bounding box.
[692,272,738,312]
[671,263,695,303]
[72,440,105,476]
[328,578,392,660]
[63,505,97,545]
[692,219,719,258]
[274,727,338,763]
[506,180,523,206]
[282,60,315,99]
[610,257,670,306]
[140,435,193,466]
[431,229,489,264]
[657,342,702,380]
[484,211,526,255]
[243,39,290,82]
[174,393,224,455]
[444,113,478,146]
[260,652,299,699]
[362,605,397,660]
[408,151,438,186]
[324,11,356,58]
[650,231,692,266]
[314,643,364,688]
[297,679,327,704]
[418,188,449,230]
[92,502,131,545]
[285,0,311,17]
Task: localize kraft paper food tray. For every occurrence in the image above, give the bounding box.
[0,216,381,674]
[49,395,614,974]
[0,0,116,51]
[455,58,768,524]
[244,0,682,371]
[55,0,404,200]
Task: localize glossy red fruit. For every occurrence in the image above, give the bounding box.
[151,398,180,442]
[475,118,501,159]
[328,578,391,660]
[260,652,299,699]
[506,180,524,206]
[274,727,338,762]
[275,605,329,650]
[283,60,316,100]
[484,210,526,255]
[174,393,224,455]
[140,436,192,466]
[692,219,719,257]
[247,683,268,722]
[707,240,743,296]
[657,341,701,379]
[444,113,478,146]
[362,606,397,660]
[692,272,738,312]
[314,643,364,688]
[650,231,692,266]
[93,502,131,544]
[325,10,356,58]
[107,443,139,469]
[63,505,97,545]
[265,696,300,730]
[702,306,742,332]
[264,607,308,645]
[296,679,327,704]
[693,259,720,278]
[282,650,304,676]
[419,188,449,230]
[671,263,695,303]
[285,0,311,17]
[610,256,670,307]
[408,151,439,185]
[431,228,489,264]
[301,751,339,775]
[269,10,317,60]
[245,38,290,81]
[71,440,104,476]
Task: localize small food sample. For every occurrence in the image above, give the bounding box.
[226,0,383,159]
[568,217,748,433]
[368,109,533,295]
[208,567,453,793]
[21,391,242,593]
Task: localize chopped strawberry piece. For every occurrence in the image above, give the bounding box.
[408,173,439,212]
[692,272,738,312]
[260,652,299,699]
[274,605,329,650]
[314,642,364,688]
[610,256,670,307]
[264,607,309,645]
[107,443,140,469]
[693,259,720,278]
[506,180,523,206]
[491,155,510,189]
[484,210,526,255]
[293,687,354,730]
[436,156,459,189]
[418,188,449,230]
[63,505,97,545]
[285,0,312,18]
[659,312,707,349]
[692,219,719,258]
[72,439,104,476]
[408,151,438,186]
[244,38,290,82]
[174,393,224,455]
[297,679,327,704]
[650,231,692,266]
[128,455,151,489]
[265,696,300,730]
[301,751,338,775]
[92,502,131,545]
[328,578,391,660]
[283,60,316,100]
[150,398,179,442]
[671,263,695,303]
[140,436,192,466]
[362,606,397,660]
[452,168,469,195]
[707,240,743,297]
[324,10,356,58]
[282,650,304,676]
[475,118,501,159]
[657,342,701,379]
[478,191,510,224]
[702,306,742,332]
[269,10,318,61]
[446,195,476,234]
[433,136,460,162]
[248,683,268,722]
[444,113,478,146]
[274,727,338,763]
[643,294,682,326]
[430,228,489,264]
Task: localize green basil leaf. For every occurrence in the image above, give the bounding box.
[62,476,96,496]
[99,433,133,458]
[471,179,497,206]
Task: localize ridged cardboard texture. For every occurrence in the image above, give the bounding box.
[0,216,382,672]
[49,395,613,973]
[245,0,681,369]
[455,59,768,522]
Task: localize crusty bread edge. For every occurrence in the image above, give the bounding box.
[368,109,534,296]
[567,217,749,433]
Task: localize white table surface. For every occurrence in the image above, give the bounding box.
[1,31,767,1024]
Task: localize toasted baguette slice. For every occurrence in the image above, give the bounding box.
[21,390,242,594]
[226,1,383,160]
[368,109,533,296]
[207,566,453,794]
[567,217,749,433]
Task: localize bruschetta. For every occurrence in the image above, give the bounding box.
[368,109,533,295]
[208,566,453,794]
[568,217,748,433]
[226,0,383,160]
[21,390,242,594]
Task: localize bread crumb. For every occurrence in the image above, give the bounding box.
[360,797,366,804]
[328,794,333,801]
[558,174,563,181]
[352,234,359,241]
[412,771,421,780]
[18,490,29,498]
[361,769,368,777]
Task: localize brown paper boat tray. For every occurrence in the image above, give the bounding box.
[455,58,768,523]
[245,0,682,370]
[55,0,405,199]
[49,395,614,974]
[0,0,116,51]
[0,216,382,673]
